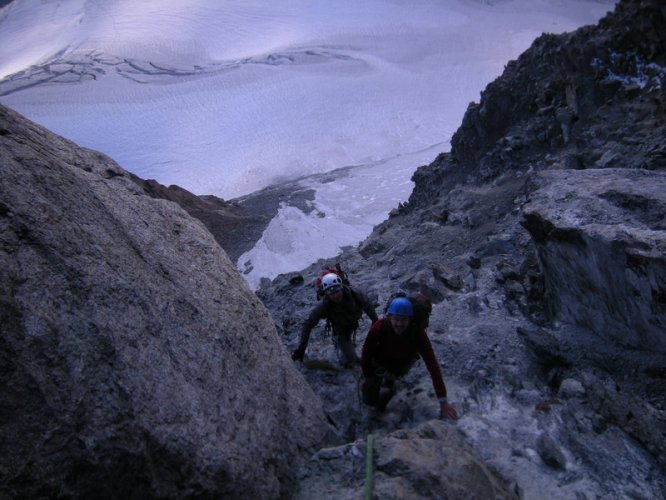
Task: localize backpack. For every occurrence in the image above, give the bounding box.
[408,291,433,331]
[314,263,351,300]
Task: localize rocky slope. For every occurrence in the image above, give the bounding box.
[129,172,320,265]
[0,104,327,499]
[256,1,666,498]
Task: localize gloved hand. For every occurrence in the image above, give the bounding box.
[291,346,305,361]
[439,401,459,420]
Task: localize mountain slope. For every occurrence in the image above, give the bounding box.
[1,0,664,497]
[257,0,666,497]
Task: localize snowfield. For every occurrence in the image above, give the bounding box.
[0,0,615,287]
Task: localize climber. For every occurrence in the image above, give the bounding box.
[360,297,459,420]
[292,272,378,367]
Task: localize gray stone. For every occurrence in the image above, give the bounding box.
[522,168,666,353]
[537,434,567,470]
[559,378,586,399]
[0,104,327,499]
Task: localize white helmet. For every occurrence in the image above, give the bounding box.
[321,273,343,295]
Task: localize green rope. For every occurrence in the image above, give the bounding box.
[364,433,375,500]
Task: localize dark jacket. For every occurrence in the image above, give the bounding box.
[297,286,378,350]
[361,318,447,398]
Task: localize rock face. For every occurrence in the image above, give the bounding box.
[257,1,666,498]
[0,104,327,499]
[447,0,666,179]
[129,173,317,265]
[522,168,666,352]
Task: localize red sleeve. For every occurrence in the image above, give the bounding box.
[416,329,447,398]
[361,319,383,378]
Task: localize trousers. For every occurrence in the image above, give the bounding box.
[336,334,359,367]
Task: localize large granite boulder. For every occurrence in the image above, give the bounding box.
[522,168,666,353]
[0,104,327,499]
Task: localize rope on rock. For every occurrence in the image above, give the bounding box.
[364,433,375,500]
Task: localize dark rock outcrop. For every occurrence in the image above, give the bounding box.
[0,104,327,499]
[522,168,666,352]
[447,0,665,181]
[129,173,317,264]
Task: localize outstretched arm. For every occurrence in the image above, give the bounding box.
[292,302,326,361]
[417,329,459,420]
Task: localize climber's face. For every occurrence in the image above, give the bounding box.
[389,314,410,335]
[327,289,343,303]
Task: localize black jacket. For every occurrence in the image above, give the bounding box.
[297,286,378,350]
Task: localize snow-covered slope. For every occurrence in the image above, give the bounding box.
[0,0,615,287]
